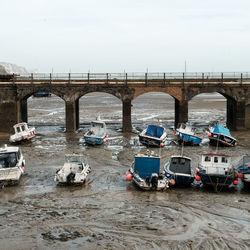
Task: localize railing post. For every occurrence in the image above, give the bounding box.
[163,73,166,85]
[68,73,71,84]
[145,73,148,86]
[221,72,223,84]
[50,73,52,84]
[106,73,109,84]
[202,72,204,85]
[125,73,128,85]
[241,73,243,85]
[182,72,185,85]
[12,73,15,84]
[31,73,33,84]
[88,73,90,84]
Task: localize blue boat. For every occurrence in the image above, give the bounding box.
[163,155,194,186]
[33,91,51,97]
[208,125,237,147]
[237,155,250,185]
[196,153,237,191]
[139,125,167,147]
[126,151,175,190]
[174,123,202,145]
[83,118,108,145]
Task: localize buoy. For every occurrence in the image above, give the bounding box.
[208,133,212,137]
[89,169,92,174]
[237,173,244,179]
[233,179,238,185]
[169,179,175,186]
[160,143,164,147]
[103,138,106,143]
[174,130,176,134]
[195,175,201,181]
[126,173,133,181]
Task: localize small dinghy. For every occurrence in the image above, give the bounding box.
[208,125,237,147]
[9,122,36,143]
[126,151,175,191]
[83,117,108,145]
[139,125,167,147]
[54,154,91,185]
[163,155,194,186]
[0,144,25,187]
[174,123,202,145]
[236,155,250,186]
[196,153,238,191]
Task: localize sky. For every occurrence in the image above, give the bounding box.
[1,0,250,73]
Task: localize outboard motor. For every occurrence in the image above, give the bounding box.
[151,173,158,190]
[66,172,76,184]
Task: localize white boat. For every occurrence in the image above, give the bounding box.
[0,144,25,187]
[83,117,108,145]
[54,154,91,185]
[9,122,36,143]
[126,151,175,191]
[196,153,237,191]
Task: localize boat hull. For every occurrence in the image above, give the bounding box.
[84,136,105,145]
[177,132,201,145]
[139,135,164,147]
[132,177,168,191]
[198,173,234,188]
[173,174,195,186]
[209,133,236,147]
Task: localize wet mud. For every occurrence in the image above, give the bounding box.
[0,93,250,249]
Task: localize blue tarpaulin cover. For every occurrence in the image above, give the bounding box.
[213,125,232,137]
[134,156,160,179]
[145,125,164,138]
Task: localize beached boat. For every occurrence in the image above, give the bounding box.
[139,125,167,147]
[196,153,237,191]
[208,125,237,147]
[83,118,108,145]
[9,122,36,143]
[174,123,202,145]
[163,155,194,186]
[33,91,51,97]
[236,155,250,185]
[126,151,175,191]
[0,144,25,187]
[54,154,91,185]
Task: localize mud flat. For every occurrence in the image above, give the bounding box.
[0,93,250,249]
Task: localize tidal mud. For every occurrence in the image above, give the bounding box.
[0,93,249,249]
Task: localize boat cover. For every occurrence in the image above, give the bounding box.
[213,125,232,137]
[145,125,164,138]
[134,156,160,179]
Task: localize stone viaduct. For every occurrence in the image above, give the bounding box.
[0,72,250,133]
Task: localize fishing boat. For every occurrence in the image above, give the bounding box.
[139,125,167,147]
[174,123,202,145]
[208,125,237,147]
[196,153,238,191]
[236,155,250,186]
[54,154,91,185]
[83,117,108,145]
[163,155,194,186]
[126,151,175,191]
[0,144,25,187]
[9,122,36,143]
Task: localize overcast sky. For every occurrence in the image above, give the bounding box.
[1,0,250,73]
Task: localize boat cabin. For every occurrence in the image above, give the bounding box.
[145,125,165,138]
[0,146,22,169]
[134,154,160,179]
[169,156,192,175]
[88,121,106,136]
[200,153,232,175]
[177,123,196,135]
[13,123,29,134]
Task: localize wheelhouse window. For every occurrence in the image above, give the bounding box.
[214,157,218,163]
[17,127,21,133]
[205,156,211,162]
[222,157,228,163]
[0,152,17,168]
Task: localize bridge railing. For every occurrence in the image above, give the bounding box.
[5,72,250,82]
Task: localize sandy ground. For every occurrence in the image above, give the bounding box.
[0,92,250,250]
